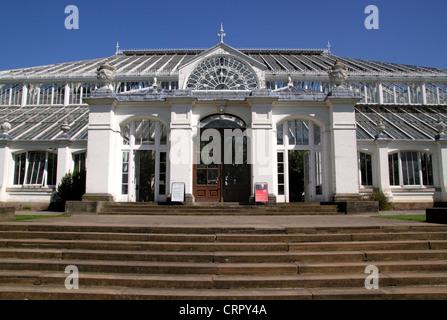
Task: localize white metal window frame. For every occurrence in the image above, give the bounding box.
[72,151,87,172]
[275,119,324,203]
[119,119,169,202]
[358,151,374,188]
[389,151,434,188]
[13,151,57,188]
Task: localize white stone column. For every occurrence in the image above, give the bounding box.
[436,137,447,202]
[64,83,70,106]
[325,89,361,201]
[375,138,393,200]
[21,84,28,107]
[421,83,427,105]
[0,140,11,202]
[0,123,13,202]
[83,96,118,201]
[247,97,276,202]
[168,99,194,202]
[55,141,72,185]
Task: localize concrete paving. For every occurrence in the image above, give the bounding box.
[6,211,439,230]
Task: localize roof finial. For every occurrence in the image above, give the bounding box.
[116,41,120,55]
[327,41,331,54]
[218,23,226,43]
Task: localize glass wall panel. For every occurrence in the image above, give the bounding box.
[359,152,373,186]
[382,82,395,104]
[13,152,57,187]
[425,83,439,104]
[394,83,409,104]
[135,119,156,145]
[277,152,285,195]
[73,152,86,172]
[409,83,423,104]
[401,151,420,186]
[26,152,46,185]
[389,153,400,186]
[159,152,167,195]
[421,153,434,186]
[315,151,322,195]
[276,123,283,145]
[27,85,40,105]
[122,124,130,145]
[288,120,309,146]
[438,84,447,105]
[121,151,129,195]
[13,153,26,185]
[39,84,54,105]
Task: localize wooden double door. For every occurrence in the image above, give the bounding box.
[193,127,251,203]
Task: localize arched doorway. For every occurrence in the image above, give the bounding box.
[276,119,323,202]
[120,118,168,202]
[193,114,251,203]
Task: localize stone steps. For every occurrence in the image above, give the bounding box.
[1,230,447,242]
[1,237,446,251]
[99,202,341,215]
[2,223,446,234]
[1,270,447,289]
[1,221,447,299]
[2,247,447,263]
[1,284,447,300]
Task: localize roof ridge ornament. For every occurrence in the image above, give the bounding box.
[218,23,226,43]
[375,118,388,141]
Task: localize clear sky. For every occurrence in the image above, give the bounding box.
[0,0,446,70]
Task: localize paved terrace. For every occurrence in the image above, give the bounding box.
[8,211,434,231]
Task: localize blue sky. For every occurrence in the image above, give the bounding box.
[0,0,446,70]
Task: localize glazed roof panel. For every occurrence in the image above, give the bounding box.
[1,48,446,82]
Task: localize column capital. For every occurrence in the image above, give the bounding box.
[374,135,391,144]
[436,134,447,143]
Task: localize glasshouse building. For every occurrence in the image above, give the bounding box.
[0,38,447,210]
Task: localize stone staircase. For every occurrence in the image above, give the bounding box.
[99,202,342,215]
[0,221,447,299]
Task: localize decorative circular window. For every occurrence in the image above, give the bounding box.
[186,56,258,90]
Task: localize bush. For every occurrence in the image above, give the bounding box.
[368,190,393,211]
[57,169,86,204]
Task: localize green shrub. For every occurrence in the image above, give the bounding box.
[368,191,393,211]
[57,169,86,204]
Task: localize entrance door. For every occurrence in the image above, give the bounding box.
[193,162,221,201]
[288,150,310,202]
[193,114,251,203]
[278,119,324,203]
[135,150,156,202]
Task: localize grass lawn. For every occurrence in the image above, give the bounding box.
[15,215,71,221]
[373,215,426,222]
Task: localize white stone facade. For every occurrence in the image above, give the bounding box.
[0,42,446,209]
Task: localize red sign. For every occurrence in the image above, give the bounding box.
[255,183,268,202]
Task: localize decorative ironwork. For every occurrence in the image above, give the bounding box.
[186,56,258,90]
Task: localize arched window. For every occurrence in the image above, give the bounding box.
[276,119,321,147]
[121,119,167,146]
[186,56,258,90]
